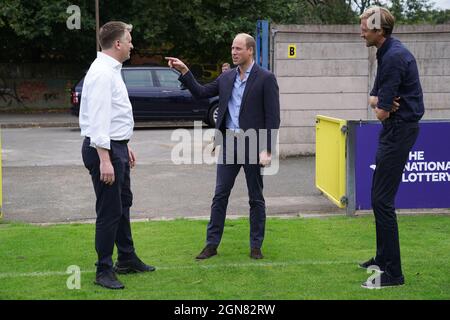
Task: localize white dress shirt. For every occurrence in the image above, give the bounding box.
[79,52,134,150]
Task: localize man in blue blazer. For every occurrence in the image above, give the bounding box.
[166,33,280,260]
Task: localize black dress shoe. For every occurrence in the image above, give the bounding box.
[94,270,125,290]
[359,257,384,272]
[196,246,217,260]
[361,272,405,289]
[250,248,264,259]
[113,257,156,274]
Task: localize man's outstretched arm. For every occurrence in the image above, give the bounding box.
[165,57,219,99]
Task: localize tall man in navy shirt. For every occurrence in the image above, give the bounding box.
[359,7,424,289]
[166,33,280,260]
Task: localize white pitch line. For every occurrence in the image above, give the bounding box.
[0,270,77,278]
[0,260,355,279]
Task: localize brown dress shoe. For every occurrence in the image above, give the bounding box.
[196,245,217,259]
[250,248,264,259]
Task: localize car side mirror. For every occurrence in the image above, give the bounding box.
[179,82,187,90]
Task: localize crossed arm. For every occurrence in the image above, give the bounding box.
[369,96,400,121]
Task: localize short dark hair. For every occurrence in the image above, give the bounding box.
[99,21,133,50]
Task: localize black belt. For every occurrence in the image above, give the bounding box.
[85,137,129,145]
[111,139,129,145]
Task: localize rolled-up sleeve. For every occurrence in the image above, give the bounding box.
[87,74,113,149]
[377,54,406,112]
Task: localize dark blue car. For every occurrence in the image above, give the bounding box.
[70,66,219,126]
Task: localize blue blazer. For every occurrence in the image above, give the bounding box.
[179,63,280,152]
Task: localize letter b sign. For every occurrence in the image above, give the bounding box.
[288,44,297,58]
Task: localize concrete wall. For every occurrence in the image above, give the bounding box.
[272,24,450,156]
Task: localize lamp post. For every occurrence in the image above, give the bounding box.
[95,0,100,52]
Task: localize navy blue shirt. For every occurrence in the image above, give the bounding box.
[371,36,425,122]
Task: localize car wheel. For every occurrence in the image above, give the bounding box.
[208,104,219,127]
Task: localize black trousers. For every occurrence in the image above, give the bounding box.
[206,136,266,249]
[82,138,136,274]
[371,118,419,278]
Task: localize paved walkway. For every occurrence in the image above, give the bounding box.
[0,113,345,223]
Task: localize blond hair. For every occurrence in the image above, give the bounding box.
[360,6,395,36]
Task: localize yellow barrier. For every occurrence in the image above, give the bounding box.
[0,129,2,219]
[315,115,347,208]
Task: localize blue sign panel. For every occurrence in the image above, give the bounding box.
[355,122,450,210]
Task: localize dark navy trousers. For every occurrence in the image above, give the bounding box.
[82,137,136,274]
[371,118,419,278]
[206,136,266,249]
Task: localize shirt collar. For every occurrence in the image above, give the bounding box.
[97,51,122,71]
[236,61,255,78]
[376,36,393,60]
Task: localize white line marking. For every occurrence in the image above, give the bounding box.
[0,260,354,279]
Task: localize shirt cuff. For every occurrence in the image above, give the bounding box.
[377,104,392,112]
[89,136,110,150]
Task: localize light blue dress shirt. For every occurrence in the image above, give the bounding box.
[226,61,254,130]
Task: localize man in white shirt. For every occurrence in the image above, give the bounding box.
[80,21,155,290]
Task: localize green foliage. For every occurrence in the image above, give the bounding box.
[0,0,97,63]
[353,0,450,24]
[0,0,448,65]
